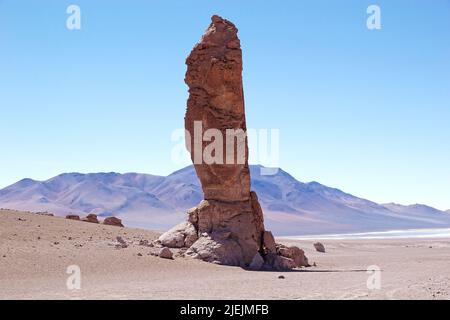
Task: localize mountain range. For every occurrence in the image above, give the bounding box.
[1,165,449,235]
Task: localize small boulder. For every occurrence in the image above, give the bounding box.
[103,217,124,227]
[159,247,173,260]
[185,232,244,266]
[82,214,99,224]
[158,221,198,248]
[265,253,296,271]
[248,253,265,271]
[36,212,54,217]
[276,245,291,257]
[275,256,296,271]
[314,242,326,253]
[115,236,128,249]
[66,215,80,221]
[159,226,185,248]
[139,239,151,247]
[276,244,309,268]
[289,246,309,267]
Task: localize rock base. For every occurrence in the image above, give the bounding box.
[158,192,309,271]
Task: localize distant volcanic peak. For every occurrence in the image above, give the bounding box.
[15,178,38,187]
[87,172,120,177]
[409,204,434,209]
[56,172,85,178]
[382,202,410,209]
[306,181,322,186]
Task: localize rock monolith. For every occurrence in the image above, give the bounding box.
[159,15,307,270]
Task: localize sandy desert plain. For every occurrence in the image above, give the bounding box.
[1,209,449,300]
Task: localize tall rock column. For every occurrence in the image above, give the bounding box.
[158,15,308,270]
[184,14,250,203]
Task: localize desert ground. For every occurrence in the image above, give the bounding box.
[1,209,449,300]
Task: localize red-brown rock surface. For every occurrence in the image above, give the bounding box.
[185,15,250,202]
[184,191,264,266]
[66,215,80,221]
[314,242,326,253]
[103,217,124,227]
[159,15,307,270]
[82,214,99,224]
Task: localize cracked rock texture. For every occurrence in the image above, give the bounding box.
[184,14,250,203]
[159,15,307,270]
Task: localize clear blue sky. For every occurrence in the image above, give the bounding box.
[1,0,449,210]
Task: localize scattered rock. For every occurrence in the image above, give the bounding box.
[66,215,80,221]
[159,247,173,260]
[278,275,285,279]
[314,242,326,253]
[36,212,54,216]
[275,244,309,267]
[139,239,152,247]
[115,236,128,249]
[17,218,26,221]
[137,253,143,257]
[103,217,124,227]
[292,247,310,267]
[82,214,99,223]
